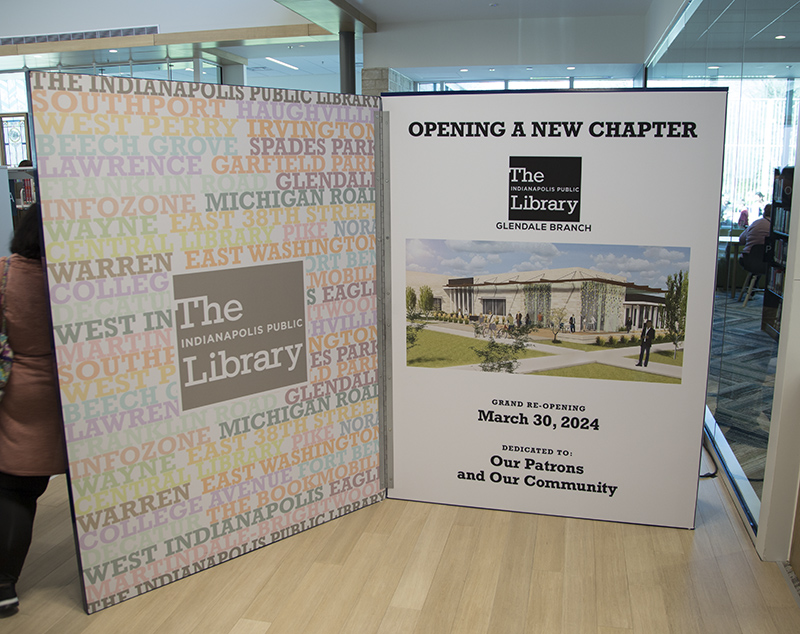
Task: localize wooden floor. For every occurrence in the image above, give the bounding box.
[9,456,800,634]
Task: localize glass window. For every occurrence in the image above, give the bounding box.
[201,61,221,84]
[649,77,798,234]
[0,73,27,113]
[1,115,29,166]
[482,299,506,316]
[443,81,506,91]
[133,63,172,81]
[648,0,800,530]
[574,78,635,89]
[62,60,204,82]
[508,79,570,90]
[168,61,195,82]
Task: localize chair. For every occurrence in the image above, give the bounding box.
[738,243,768,307]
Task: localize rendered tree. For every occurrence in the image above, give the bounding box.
[418,285,435,315]
[406,320,425,350]
[664,270,688,358]
[472,324,533,373]
[405,286,417,317]
[405,286,425,350]
[546,306,569,343]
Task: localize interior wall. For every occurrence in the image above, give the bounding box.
[0,0,307,37]
[791,482,800,570]
[363,16,646,70]
[245,73,350,93]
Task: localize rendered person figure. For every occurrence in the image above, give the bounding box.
[636,320,656,367]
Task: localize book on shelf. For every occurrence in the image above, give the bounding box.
[773,206,790,234]
[767,267,785,294]
[773,237,787,267]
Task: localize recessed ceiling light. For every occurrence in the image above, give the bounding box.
[567,66,576,71]
[266,56,299,70]
[708,66,720,70]
[775,35,786,40]
[460,68,469,72]
[109,49,118,53]
[489,68,496,72]
[526,67,533,71]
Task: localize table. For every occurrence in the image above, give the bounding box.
[719,235,741,298]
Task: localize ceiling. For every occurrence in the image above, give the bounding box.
[652,0,800,79]
[345,0,654,23]
[0,0,798,82]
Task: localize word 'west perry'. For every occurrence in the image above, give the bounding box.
[176,294,304,386]
[509,166,579,214]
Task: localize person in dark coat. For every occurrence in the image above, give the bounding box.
[636,320,656,367]
[0,204,66,617]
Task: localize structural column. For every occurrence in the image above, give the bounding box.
[340,31,356,94]
[361,67,414,96]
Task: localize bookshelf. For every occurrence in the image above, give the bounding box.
[763,166,794,339]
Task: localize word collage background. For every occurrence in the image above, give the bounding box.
[30,71,382,613]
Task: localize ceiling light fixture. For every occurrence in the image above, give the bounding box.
[489,68,496,72]
[460,68,468,72]
[109,49,118,53]
[708,65,720,70]
[266,56,299,70]
[567,66,576,71]
[775,35,786,40]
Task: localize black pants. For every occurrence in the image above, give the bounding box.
[638,345,651,366]
[0,471,50,585]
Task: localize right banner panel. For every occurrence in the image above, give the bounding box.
[383,90,727,528]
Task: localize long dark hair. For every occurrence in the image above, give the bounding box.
[10,203,43,259]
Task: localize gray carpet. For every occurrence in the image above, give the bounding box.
[707,288,778,499]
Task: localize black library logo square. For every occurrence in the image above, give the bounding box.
[508,156,582,223]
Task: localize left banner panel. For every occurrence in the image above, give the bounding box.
[29,72,382,613]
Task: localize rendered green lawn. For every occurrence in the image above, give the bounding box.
[407,329,548,368]
[536,338,684,367]
[633,349,684,366]
[527,362,681,384]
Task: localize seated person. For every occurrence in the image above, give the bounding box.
[738,204,771,270]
